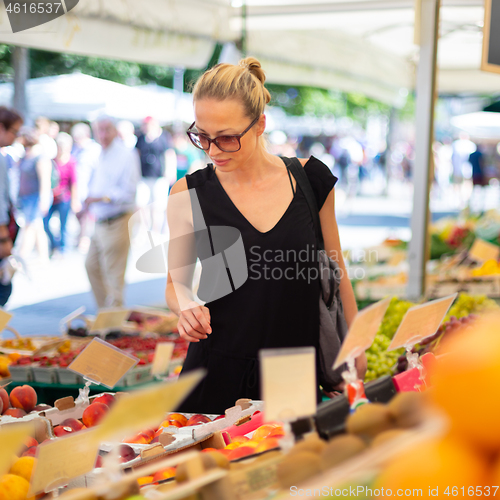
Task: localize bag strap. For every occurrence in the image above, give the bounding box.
[281,156,324,250]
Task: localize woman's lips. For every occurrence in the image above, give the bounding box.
[212,158,230,167]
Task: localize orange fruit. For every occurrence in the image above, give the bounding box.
[10,457,36,482]
[430,313,500,453]
[375,436,488,499]
[137,476,154,486]
[0,474,33,500]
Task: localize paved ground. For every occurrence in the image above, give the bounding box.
[7,178,497,337]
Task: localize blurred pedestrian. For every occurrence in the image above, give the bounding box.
[17,128,51,262]
[0,106,23,305]
[35,116,57,160]
[117,120,137,149]
[71,122,101,252]
[135,117,174,231]
[43,132,80,257]
[84,116,140,308]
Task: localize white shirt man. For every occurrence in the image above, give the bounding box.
[84,117,140,308]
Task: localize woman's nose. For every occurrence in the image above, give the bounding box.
[208,141,222,156]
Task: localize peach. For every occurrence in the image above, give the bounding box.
[227,446,255,461]
[60,418,86,432]
[123,430,154,445]
[224,443,240,450]
[255,437,280,454]
[186,414,211,426]
[242,440,260,449]
[161,413,188,428]
[82,402,109,427]
[53,425,74,437]
[201,447,219,453]
[9,385,37,413]
[33,404,52,412]
[152,467,176,482]
[3,408,27,418]
[23,436,38,449]
[0,387,9,414]
[92,394,116,408]
[252,424,284,441]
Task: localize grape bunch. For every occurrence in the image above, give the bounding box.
[365,297,414,382]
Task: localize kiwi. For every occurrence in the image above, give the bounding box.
[320,434,366,470]
[388,391,425,428]
[371,428,408,448]
[346,403,395,439]
[277,451,322,489]
[289,434,327,456]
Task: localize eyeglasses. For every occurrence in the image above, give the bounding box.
[186,116,259,153]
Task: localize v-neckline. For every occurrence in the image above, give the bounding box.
[212,165,298,236]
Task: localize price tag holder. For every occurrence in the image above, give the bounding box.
[68,337,138,389]
[151,342,174,376]
[260,347,316,422]
[0,308,13,333]
[95,369,205,442]
[30,429,100,495]
[469,238,500,263]
[0,422,32,476]
[91,308,130,332]
[388,294,457,351]
[334,297,391,369]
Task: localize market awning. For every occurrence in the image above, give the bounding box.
[0,0,233,69]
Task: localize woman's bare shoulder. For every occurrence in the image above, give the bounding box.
[170,177,189,195]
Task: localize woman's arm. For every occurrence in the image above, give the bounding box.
[166,178,212,342]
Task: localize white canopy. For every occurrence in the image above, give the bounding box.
[0,0,496,106]
[0,73,195,123]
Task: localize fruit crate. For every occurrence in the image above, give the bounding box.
[57,367,84,385]
[32,365,58,384]
[116,365,153,387]
[8,364,33,382]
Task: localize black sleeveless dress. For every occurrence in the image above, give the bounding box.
[177,156,337,414]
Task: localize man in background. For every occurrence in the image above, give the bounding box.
[84,116,140,308]
[71,122,101,251]
[0,107,23,305]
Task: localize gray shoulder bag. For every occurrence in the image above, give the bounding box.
[282,156,348,391]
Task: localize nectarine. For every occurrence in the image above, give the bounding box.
[82,402,109,427]
[53,426,74,437]
[186,414,211,426]
[227,446,255,461]
[9,385,37,413]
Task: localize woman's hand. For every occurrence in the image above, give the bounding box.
[177,301,212,343]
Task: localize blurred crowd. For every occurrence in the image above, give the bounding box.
[0,106,497,309]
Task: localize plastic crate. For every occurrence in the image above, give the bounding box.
[32,365,58,384]
[116,365,153,387]
[8,364,33,382]
[57,368,84,385]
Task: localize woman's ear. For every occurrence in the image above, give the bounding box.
[256,114,266,137]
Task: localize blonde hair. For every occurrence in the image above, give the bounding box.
[192,57,271,120]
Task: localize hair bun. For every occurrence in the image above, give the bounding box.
[239,57,266,85]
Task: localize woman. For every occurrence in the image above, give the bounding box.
[43,132,80,256]
[17,129,51,261]
[166,58,366,414]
